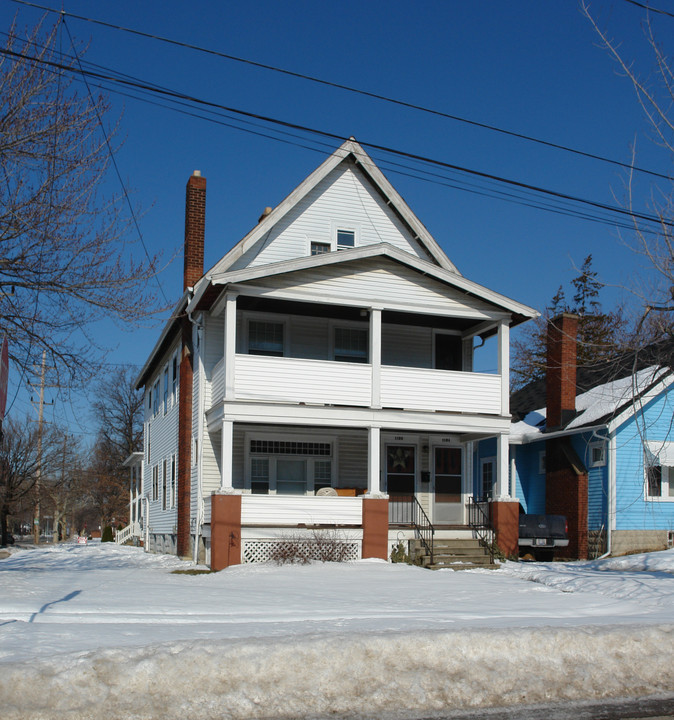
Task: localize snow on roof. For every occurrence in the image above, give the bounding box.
[510,365,670,442]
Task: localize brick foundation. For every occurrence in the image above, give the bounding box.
[491,501,519,557]
[210,494,242,571]
[362,497,389,560]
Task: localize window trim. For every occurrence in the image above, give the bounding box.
[331,221,360,251]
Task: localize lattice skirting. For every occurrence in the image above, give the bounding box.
[242,539,361,564]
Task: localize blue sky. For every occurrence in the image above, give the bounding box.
[2,0,671,442]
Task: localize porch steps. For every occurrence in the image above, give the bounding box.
[411,538,498,571]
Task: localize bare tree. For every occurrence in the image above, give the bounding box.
[0,17,161,389]
[0,416,62,545]
[85,365,143,529]
[583,4,674,343]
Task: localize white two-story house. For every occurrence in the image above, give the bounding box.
[135,138,536,568]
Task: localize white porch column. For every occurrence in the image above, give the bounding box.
[495,432,510,499]
[497,319,510,416]
[224,292,238,401]
[367,426,382,495]
[370,307,382,409]
[220,419,234,491]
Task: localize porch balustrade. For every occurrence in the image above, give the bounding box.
[209,354,503,415]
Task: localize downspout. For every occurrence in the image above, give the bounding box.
[189,309,205,564]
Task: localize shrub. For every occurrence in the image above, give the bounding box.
[269,529,354,565]
[101,525,114,543]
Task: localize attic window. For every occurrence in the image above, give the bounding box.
[336,229,356,250]
[311,241,331,256]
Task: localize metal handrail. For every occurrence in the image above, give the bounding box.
[389,494,435,564]
[467,497,494,563]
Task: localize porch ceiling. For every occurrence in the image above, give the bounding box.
[236,295,478,331]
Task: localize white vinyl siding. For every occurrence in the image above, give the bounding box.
[143,340,181,536]
[231,164,430,270]
[239,258,498,320]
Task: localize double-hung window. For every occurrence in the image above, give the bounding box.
[152,380,159,416]
[334,327,368,363]
[152,465,159,502]
[248,320,284,357]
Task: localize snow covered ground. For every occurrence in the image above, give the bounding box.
[1,542,674,719]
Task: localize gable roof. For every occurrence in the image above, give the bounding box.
[202,138,458,280]
[510,341,674,442]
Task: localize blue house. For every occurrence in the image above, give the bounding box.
[504,313,674,558]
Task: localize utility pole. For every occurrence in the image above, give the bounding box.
[32,351,46,545]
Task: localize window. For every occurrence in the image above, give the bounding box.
[248,437,333,495]
[152,380,159,416]
[248,321,284,356]
[480,458,495,500]
[251,458,269,494]
[434,333,462,371]
[538,451,546,475]
[147,389,152,412]
[162,460,167,510]
[314,460,332,492]
[311,241,331,256]
[589,442,606,467]
[170,455,176,509]
[334,327,368,363]
[172,354,178,397]
[152,465,159,502]
[336,229,355,250]
[163,366,169,414]
[644,442,674,500]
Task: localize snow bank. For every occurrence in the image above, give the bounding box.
[2,544,674,719]
[0,624,672,720]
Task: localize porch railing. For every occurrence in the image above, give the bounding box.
[467,497,494,563]
[389,495,435,565]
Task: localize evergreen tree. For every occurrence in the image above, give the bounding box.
[512,256,627,389]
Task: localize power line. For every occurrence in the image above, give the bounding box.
[3,45,671,234]
[622,0,674,19]
[8,0,672,182]
[61,19,170,307]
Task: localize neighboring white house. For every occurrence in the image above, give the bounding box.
[134,138,537,568]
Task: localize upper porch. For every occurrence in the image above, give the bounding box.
[202,291,511,419]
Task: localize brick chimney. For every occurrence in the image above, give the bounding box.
[546,313,578,430]
[183,170,206,291]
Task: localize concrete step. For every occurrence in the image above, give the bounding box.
[429,561,500,571]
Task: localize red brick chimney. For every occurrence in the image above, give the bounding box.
[546,313,578,430]
[183,170,206,290]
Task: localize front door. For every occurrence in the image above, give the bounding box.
[386,445,416,523]
[433,446,463,524]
